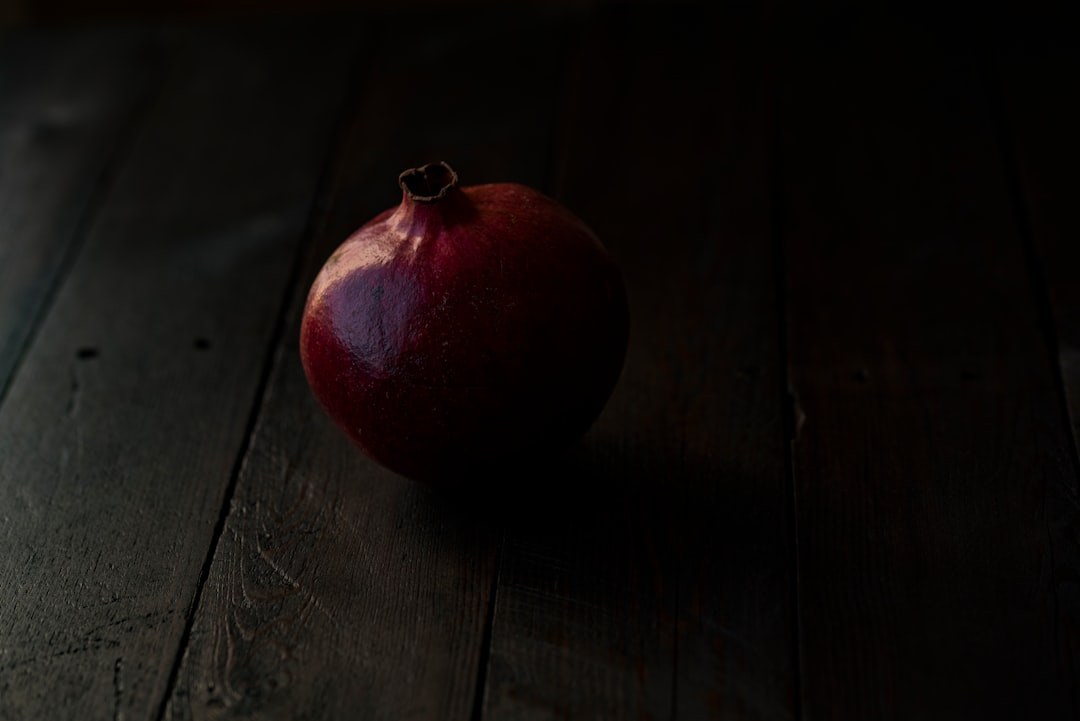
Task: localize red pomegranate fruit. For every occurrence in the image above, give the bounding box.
[299,161,629,485]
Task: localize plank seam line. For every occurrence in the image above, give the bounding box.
[470,528,504,721]
[153,25,379,719]
[0,31,161,411]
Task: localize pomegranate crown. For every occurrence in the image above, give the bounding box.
[398,161,459,202]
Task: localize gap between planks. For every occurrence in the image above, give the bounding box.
[152,21,379,721]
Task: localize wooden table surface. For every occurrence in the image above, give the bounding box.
[1,5,1078,719]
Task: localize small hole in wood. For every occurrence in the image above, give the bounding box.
[76,347,99,360]
[194,337,211,351]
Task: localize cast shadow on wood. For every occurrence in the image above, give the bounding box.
[433,440,635,534]
[431,435,787,561]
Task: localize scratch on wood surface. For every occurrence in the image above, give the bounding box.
[246,511,336,624]
[301,585,335,624]
[65,373,81,417]
[65,366,86,475]
[787,386,806,443]
[257,548,301,590]
[3,638,122,671]
[81,608,175,637]
[255,548,335,623]
[112,656,124,721]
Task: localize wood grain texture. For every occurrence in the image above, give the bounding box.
[481,7,795,719]
[0,22,351,719]
[778,12,1080,720]
[163,10,573,720]
[0,27,152,400]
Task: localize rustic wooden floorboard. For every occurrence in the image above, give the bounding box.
[0,27,152,401]
[0,22,352,718]
[778,12,1080,720]
[480,7,795,719]
[163,10,572,720]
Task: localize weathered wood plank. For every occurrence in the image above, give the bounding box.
[779,13,1080,719]
[0,27,152,402]
[481,7,795,719]
[0,22,353,718]
[163,10,572,720]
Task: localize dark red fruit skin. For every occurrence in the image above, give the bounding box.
[300,179,629,485]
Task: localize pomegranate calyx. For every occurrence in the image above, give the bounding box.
[398,161,459,202]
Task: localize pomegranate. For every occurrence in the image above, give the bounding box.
[300,161,628,485]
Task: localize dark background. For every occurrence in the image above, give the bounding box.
[8,0,589,27]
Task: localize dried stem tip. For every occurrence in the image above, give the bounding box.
[399,161,459,202]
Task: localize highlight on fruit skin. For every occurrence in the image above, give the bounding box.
[299,161,629,485]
